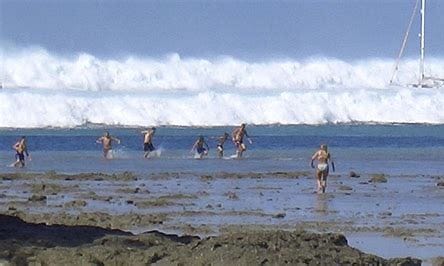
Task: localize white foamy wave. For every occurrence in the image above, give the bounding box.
[3,46,444,92]
[1,87,444,128]
[1,47,444,127]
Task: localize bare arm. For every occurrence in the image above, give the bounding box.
[112,137,121,144]
[311,150,320,160]
[190,141,198,152]
[148,131,155,140]
[310,151,318,168]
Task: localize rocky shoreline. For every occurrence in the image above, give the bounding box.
[0,214,421,265]
[1,171,443,264]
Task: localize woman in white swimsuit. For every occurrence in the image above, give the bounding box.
[311,144,335,193]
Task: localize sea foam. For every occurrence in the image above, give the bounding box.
[1,47,444,128]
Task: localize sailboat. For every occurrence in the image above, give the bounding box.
[390,0,444,88]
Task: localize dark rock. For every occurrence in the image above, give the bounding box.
[225,191,239,200]
[431,256,444,266]
[369,174,388,183]
[338,185,353,191]
[200,175,213,181]
[349,171,360,178]
[0,214,422,266]
[64,200,87,208]
[272,212,286,219]
[28,195,47,202]
[387,257,422,266]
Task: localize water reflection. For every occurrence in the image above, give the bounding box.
[314,193,329,215]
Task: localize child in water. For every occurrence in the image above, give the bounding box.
[12,136,30,167]
[216,132,230,158]
[191,135,209,159]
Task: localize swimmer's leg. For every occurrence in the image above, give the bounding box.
[321,172,327,193]
[316,171,323,193]
[104,149,113,159]
[217,146,223,158]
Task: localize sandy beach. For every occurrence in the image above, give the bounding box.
[1,171,442,265]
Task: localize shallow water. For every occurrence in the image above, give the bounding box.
[1,124,443,261]
[1,124,444,175]
[1,170,443,261]
[347,234,443,265]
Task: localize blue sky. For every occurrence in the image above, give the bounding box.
[1,0,444,59]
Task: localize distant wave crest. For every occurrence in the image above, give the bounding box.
[1,47,444,127]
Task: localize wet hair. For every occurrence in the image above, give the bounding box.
[198,135,204,141]
[151,127,156,130]
[320,144,328,151]
[241,123,246,127]
[21,136,26,139]
[105,131,110,137]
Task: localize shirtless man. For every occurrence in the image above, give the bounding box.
[191,136,209,159]
[96,131,120,159]
[141,127,156,158]
[216,132,229,158]
[12,136,30,167]
[232,123,252,158]
[311,144,335,194]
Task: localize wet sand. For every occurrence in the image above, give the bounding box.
[1,171,443,264]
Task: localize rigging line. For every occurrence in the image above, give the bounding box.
[389,0,420,85]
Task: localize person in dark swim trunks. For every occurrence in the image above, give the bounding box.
[12,136,30,167]
[141,127,156,158]
[191,135,209,159]
[232,123,252,158]
[216,132,230,158]
[144,142,155,152]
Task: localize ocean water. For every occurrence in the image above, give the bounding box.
[1,124,443,176]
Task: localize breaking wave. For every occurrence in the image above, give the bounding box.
[1,46,444,128]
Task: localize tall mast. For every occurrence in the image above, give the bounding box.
[419,0,425,85]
